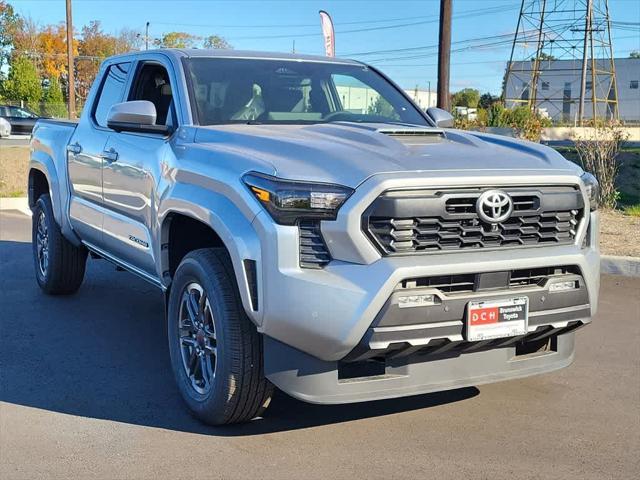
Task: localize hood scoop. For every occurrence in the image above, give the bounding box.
[377,127,445,145]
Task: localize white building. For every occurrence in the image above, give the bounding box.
[404,88,438,110]
[335,84,436,113]
[504,57,640,123]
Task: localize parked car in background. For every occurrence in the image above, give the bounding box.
[0,105,40,134]
[0,117,11,137]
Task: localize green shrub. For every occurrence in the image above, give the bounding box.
[575,123,628,209]
[1,56,42,110]
[42,77,67,118]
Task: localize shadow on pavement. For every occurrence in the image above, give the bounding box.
[0,238,478,436]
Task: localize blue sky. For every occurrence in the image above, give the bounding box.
[12,0,640,94]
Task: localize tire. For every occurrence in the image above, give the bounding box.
[167,248,273,425]
[32,194,87,295]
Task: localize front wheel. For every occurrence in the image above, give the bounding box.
[167,248,273,425]
[32,194,87,295]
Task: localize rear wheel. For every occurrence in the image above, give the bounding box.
[167,248,273,425]
[32,194,87,295]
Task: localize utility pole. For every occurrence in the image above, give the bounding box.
[437,0,452,111]
[505,0,617,123]
[145,22,150,50]
[65,0,76,119]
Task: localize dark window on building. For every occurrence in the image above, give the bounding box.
[562,83,572,122]
[586,81,592,91]
[541,81,550,91]
[93,62,131,127]
[631,80,639,90]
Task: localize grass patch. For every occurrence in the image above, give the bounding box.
[0,146,30,197]
[623,204,640,217]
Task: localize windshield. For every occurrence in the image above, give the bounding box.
[184,58,429,127]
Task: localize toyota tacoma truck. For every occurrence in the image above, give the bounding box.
[29,49,600,425]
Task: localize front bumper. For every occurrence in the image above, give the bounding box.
[264,329,578,404]
[248,172,599,403]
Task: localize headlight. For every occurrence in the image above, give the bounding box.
[243,172,354,225]
[581,172,599,211]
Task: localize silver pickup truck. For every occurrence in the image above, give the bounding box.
[29,49,600,425]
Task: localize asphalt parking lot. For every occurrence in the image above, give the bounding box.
[0,209,638,480]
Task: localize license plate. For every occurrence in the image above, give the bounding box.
[466,297,529,342]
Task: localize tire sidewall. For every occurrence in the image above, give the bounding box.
[167,254,234,422]
[32,196,55,288]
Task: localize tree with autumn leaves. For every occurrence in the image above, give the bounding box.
[0,1,231,117]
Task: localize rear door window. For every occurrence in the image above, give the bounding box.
[93,62,131,127]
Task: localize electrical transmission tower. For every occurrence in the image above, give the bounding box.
[504,0,618,124]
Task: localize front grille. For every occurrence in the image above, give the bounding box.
[298,221,331,269]
[400,265,581,295]
[364,186,584,255]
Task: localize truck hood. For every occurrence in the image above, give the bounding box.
[194,122,581,188]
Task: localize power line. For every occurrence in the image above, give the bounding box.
[342,31,526,57]
[149,4,518,31]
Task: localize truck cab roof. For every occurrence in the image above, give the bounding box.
[106,48,363,66]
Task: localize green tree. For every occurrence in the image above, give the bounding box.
[203,35,232,49]
[0,1,22,69]
[478,92,497,109]
[451,88,480,108]
[154,32,200,48]
[537,52,556,61]
[367,96,398,119]
[42,77,66,117]
[1,55,42,109]
[630,51,640,59]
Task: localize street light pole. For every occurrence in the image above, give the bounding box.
[65,0,76,119]
[437,0,452,111]
[145,22,150,50]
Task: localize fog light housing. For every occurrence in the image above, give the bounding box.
[398,294,438,308]
[549,280,578,292]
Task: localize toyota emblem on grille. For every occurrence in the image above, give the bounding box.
[476,190,513,223]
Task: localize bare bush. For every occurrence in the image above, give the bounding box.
[574,123,628,209]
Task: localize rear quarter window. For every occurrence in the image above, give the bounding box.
[93,62,131,127]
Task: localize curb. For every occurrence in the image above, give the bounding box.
[601,255,640,278]
[0,197,31,217]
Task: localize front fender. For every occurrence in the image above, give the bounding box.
[158,182,264,325]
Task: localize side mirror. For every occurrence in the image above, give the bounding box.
[107,100,170,135]
[426,107,454,128]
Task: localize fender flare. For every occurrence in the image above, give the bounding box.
[158,183,264,325]
[28,155,62,224]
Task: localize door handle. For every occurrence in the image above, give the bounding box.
[101,147,119,163]
[66,143,82,155]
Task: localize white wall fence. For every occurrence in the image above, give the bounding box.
[477,127,640,142]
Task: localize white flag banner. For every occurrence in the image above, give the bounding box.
[319,10,335,57]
